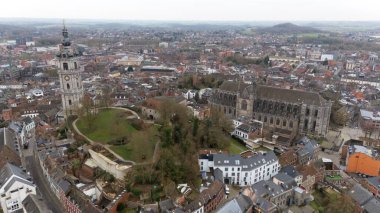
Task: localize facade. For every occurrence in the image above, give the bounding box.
[185,180,225,213]
[360,109,380,130]
[0,163,36,213]
[57,25,83,118]
[209,81,332,137]
[347,152,380,177]
[199,151,280,186]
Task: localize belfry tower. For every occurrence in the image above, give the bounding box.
[56,24,83,118]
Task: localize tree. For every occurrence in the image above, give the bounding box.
[101,86,112,108]
[332,106,349,126]
[323,58,329,66]
[127,66,134,72]
[79,95,96,130]
[71,159,81,177]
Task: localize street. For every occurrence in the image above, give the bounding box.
[21,128,64,213]
[25,155,65,213]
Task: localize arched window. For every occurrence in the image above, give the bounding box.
[241,100,248,110]
[289,121,293,128]
[270,117,273,124]
[276,119,280,125]
[63,63,68,70]
[74,62,78,69]
[283,120,286,127]
[264,116,267,122]
[258,115,262,121]
[68,100,72,105]
[67,83,70,89]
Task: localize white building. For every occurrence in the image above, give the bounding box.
[159,42,169,48]
[0,163,36,213]
[183,90,197,100]
[199,151,280,186]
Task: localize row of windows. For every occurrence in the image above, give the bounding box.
[62,62,78,70]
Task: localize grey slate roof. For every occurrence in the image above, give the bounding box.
[272,172,297,189]
[216,194,252,213]
[252,180,289,198]
[0,163,34,192]
[349,184,373,205]
[0,128,18,153]
[22,194,53,213]
[213,151,278,171]
[280,165,300,178]
[363,197,380,213]
[366,176,380,190]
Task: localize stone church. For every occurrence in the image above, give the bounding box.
[209,81,332,137]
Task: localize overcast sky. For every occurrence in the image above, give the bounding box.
[1,0,380,21]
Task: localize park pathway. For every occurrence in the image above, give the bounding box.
[72,107,160,166]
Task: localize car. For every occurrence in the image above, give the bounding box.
[225,185,230,195]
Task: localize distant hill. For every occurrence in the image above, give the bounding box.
[255,23,323,34]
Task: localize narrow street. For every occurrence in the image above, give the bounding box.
[21,129,64,213]
[24,155,65,213]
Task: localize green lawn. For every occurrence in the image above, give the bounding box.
[228,139,248,154]
[76,109,136,143]
[110,126,158,163]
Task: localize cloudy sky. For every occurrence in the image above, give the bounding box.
[1,0,379,21]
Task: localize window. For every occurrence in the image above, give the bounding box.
[264,116,267,122]
[67,83,70,89]
[306,108,310,116]
[63,62,68,70]
[289,121,293,128]
[270,117,273,124]
[225,168,228,171]
[314,110,318,117]
[69,100,72,105]
[74,62,78,69]
[241,100,248,110]
[276,119,280,125]
[283,120,286,127]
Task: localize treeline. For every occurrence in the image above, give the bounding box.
[156,101,232,185]
[178,74,224,90]
[224,55,270,66]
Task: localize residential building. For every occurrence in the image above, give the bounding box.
[216,194,253,213]
[0,163,36,213]
[199,151,280,186]
[185,180,225,213]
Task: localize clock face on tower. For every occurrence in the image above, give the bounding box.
[64,75,70,81]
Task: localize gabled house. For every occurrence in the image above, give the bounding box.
[0,163,36,213]
[216,194,253,213]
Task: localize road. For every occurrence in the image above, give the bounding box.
[25,155,65,213]
[21,128,64,213]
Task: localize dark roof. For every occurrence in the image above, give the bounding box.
[22,194,53,213]
[213,151,278,171]
[22,116,34,125]
[363,197,380,213]
[159,199,176,211]
[280,165,300,178]
[349,184,373,205]
[366,177,380,190]
[256,85,325,106]
[218,81,327,106]
[272,172,297,189]
[216,194,252,213]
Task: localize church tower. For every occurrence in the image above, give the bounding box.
[56,24,83,118]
